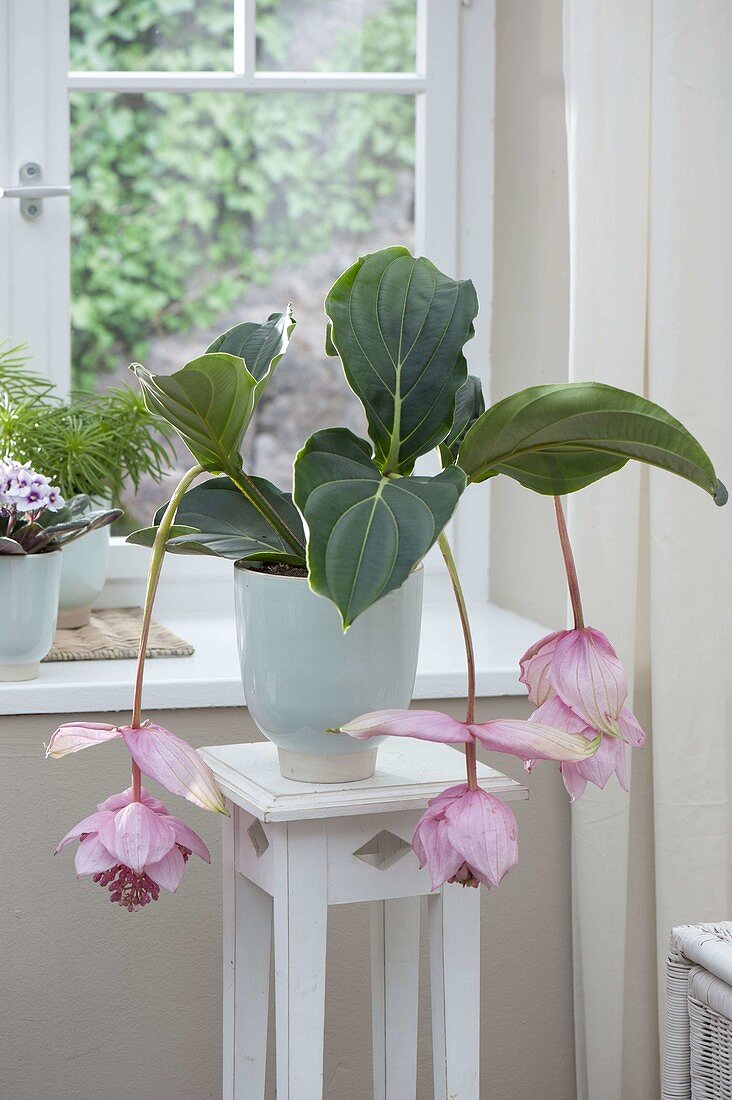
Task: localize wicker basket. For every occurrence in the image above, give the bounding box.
[663,923,732,1099]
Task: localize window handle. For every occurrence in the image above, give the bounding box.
[0,163,71,220]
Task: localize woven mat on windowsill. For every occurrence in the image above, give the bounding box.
[42,607,194,663]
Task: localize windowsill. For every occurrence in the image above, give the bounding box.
[0,601,549,717]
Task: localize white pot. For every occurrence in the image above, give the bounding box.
[0,551,62,680]
[234,565,424,783]
[58,504,111,628]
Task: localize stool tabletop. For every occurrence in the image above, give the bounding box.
[199,738,528,822]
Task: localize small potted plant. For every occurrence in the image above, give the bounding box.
[0,457,120,680]
[0,344,175,626]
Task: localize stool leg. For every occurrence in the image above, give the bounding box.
[222,808,272,1100]
[273,821,328,1100]
[428,885,481,1099]
[370,897,421,1100]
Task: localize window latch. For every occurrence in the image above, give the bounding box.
[0,162,71,220]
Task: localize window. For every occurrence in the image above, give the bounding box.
[1,0,493,605]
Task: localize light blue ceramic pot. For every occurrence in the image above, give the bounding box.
[58,498,111,627]
[0,551,62,680]
[235,564,424,782]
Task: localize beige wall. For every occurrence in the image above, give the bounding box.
[2,696,574,1100]
[1,2,579,1097]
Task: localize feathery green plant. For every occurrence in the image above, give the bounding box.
[0,350,175,500]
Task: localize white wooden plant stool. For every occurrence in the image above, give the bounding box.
[200,738,528,1100]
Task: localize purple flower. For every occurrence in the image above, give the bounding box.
[0,457,64,514]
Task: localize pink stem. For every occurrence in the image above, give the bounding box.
[129,464,203,800]
[553,496,585,629]
[131,761,142,803]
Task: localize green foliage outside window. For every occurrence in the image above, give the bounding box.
[69,0,416,390]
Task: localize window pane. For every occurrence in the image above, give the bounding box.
[256,0,417,73]
[70,91,415,526]
[70,0,234,72]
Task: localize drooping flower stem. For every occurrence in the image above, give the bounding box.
[553,496,585,630]
[130,464,205,746]
[437,531,478,791]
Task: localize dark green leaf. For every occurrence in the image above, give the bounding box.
[294,428,467,628]
[0,536,26,555]
[206,306,296,406]
[37,497,122,542]
[490,451,628,494]
[459,382,727,503]
[126,475,306,565]
[130,353,257,473]
[325,246,479,474]
[126,524,200,548]
[440,374,485,465]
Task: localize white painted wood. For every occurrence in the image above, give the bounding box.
[415,0,459,271]
[1,0,70,391]
[217,740,520,1099]
[327,810,432,905]
[0,600,551,716]
[232,0,247,76]
[429,886,482,1099]
[222,806,272,1099]
[234,809,277,897]
[452,0,496,604]
[242,0,257,76]
[67,71,425,93]
[201,740,527,824]
[371,897,421,1100]
[222,805,237,1098]
[273,820,329,1100]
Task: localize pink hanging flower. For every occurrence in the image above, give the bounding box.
[47,720,227,815]
[340,709,602,764]
[520,628,646,801]
[340,707,600,890]
[55,786,210,912]
[413,784,518,890]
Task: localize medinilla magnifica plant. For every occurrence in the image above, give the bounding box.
[49,246,726,907]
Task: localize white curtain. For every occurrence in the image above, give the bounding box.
[563,2,732,1098]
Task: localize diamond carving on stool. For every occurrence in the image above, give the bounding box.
[353,830,411,870]
[247,819,269,858]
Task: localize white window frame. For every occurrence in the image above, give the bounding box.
[1,0,494,610]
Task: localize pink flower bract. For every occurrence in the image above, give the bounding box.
[47,719,226,815]
[523,637,647,801]
[412,784,518,890]
[55,786,210,911]
[340,709,600,763]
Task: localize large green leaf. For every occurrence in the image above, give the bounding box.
[492,451,628,494]
[126,475,306,565]
[131,353,257,473]
[325,246,479,474]
[206,307,296,407]
[294,428,467,628]
[459,382,727,503]
[440,374,485,465]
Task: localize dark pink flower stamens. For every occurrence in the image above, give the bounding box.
[92,864,161,911]
[89,843,194,912]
